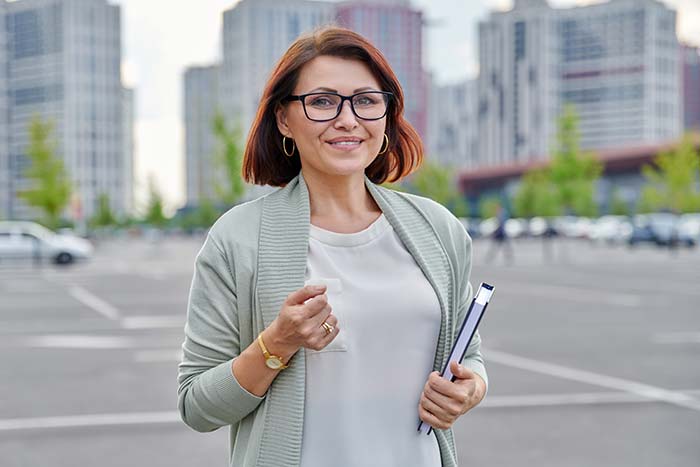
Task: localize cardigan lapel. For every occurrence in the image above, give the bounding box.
[365,176,454,373]
[256,173,310,467]
[255,171,454,467]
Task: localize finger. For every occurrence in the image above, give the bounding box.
[428,372,462,399]
[320,318,341,344]
[418,403,450,430]
[309,304,333,328]
[317,312,338,330]
[308,310,336,344]
[311,318,340,350]
[429,370,474,400]
[420,392,455,422]
[285,285,326,306]
[302,294,329,318]
[450,361,476,381]
[424,385,462,418]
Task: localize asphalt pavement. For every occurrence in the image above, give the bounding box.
[1,235,698,466]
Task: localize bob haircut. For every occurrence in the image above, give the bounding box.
[242,26,424,186]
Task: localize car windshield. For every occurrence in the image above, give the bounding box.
[24,224,54,241]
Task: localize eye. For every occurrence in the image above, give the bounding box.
[354,95,379,106]
[307,94,338,108]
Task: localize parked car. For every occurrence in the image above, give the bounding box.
[589,215,633,245]
[479,217,499,237]
[0,221,93,265]
[627,213,696,247]
[528,217,558,237]
[679,213,700,242]
[504,218,528,238]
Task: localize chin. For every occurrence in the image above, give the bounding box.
[322,159,371,177]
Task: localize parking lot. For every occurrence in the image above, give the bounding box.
[1,235,699,466]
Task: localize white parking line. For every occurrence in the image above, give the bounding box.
[507,283,641,307]
[652,332,700,344]
[485,348,700,411]
[483,391,659,408]
[0,411,181,432]
[134,350,182,363]
[24,335,134,349]
[21,334,177,349]
[68,286,120,320]
[121,315,184,330]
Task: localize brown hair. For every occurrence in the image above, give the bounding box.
[242,26,424,186]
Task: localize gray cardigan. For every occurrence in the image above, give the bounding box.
[178,171,488,467]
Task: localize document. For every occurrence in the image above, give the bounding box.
[418,282,495,435]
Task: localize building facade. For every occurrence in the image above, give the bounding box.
[0,0,129,222]
[477,0,557,168]
[121,86,134,216]
[184,65,221,207]
[427,78,478,169]
[682,44,700,131]
[477,0,682,167]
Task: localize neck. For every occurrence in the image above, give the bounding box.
[301,168,380,221]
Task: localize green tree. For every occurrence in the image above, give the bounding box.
[408,160,468,217]
[90,193,117,228]
[548,105,603,217]
[19,116,72,229]
[144,176,167,227]
[212,111,245,206]
[639,134,700,213]
[197,198,221,228]
[479,197,502,219]
[513,169,560,218]
[609,188,630,216]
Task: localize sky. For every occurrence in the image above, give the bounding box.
[111,0,700,212]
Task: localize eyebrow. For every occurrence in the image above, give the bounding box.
[306,86,377,93]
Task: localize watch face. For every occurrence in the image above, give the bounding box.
[265,357,283,370]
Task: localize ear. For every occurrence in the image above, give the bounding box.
[275,105,292,138]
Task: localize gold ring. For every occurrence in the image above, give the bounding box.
[322,322,334,334]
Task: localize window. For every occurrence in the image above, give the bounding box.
[10,10,43,58]
[514,21,526,60]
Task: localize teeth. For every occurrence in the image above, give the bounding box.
[331,141,360,145]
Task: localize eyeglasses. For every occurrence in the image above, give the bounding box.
[284,91,393,122]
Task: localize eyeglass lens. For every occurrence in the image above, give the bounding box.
[303,92,388,121]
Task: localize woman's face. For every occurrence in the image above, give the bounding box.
[276,55,388,181]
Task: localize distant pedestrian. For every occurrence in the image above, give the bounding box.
[485,205,514,264]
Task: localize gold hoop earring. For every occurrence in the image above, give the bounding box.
[282,136,295,157]
[378,133,389,155]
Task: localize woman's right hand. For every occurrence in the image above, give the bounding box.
[265,284,340,355]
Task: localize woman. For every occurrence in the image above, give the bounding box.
[178,26,487,467]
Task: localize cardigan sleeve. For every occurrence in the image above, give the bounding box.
[454,232,489,396]
[177,234,265,433]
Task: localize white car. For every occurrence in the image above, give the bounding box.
[589,215,633,244]
[0,221,93,265]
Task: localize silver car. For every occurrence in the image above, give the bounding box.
[0,221,93,265]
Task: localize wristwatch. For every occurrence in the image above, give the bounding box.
[257,333,289,370]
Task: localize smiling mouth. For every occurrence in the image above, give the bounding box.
[328,141,362,146]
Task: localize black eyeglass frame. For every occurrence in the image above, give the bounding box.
[283,91,394,122]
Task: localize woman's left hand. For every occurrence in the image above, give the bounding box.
[418,361,486,430]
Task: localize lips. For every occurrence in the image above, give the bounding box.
[327,137,362,143]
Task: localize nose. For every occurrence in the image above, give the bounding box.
[333,99,359,130]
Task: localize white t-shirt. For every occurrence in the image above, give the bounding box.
[301,213,442,467]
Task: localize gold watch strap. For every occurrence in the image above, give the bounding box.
[257,333,289,369]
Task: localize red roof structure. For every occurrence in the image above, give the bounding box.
[458,135,700,195]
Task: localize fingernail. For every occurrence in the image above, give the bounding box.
[311,285,326,292]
